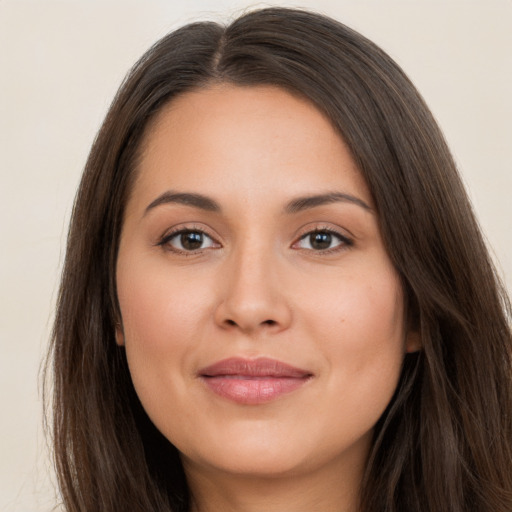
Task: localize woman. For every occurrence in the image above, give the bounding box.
[47,7,512,512]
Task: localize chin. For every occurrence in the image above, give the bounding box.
[183,448,311,479]
[177,421,373,482]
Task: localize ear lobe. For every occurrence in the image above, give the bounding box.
[405,330,421,353]
[115,323,125,346]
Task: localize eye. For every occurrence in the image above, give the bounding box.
[294,230,351,252]
[160,229,218,252]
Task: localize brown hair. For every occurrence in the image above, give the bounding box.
[46,7,512,511]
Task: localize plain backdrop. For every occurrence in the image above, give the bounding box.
[1,1,511,510]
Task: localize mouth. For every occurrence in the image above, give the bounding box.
[198,357,313,405]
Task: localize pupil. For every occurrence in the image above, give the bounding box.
[310,232,331,250]
[181,232,203,250]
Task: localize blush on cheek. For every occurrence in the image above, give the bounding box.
[118,268,196,339]
[314,278,405,379]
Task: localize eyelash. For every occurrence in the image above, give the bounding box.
[293,227,353,254]
[158,226,219,255]
[157,226,353,255]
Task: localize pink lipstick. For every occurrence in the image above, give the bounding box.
[199,357,312,404]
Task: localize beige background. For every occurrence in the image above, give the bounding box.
[1,1,511,510]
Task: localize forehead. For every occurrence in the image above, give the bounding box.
[130,83,371,213]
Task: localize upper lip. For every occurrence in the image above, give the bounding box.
[199,357,312,378]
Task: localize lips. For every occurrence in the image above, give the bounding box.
[199,357,312,404]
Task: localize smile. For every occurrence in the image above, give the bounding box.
[199,357,313,405]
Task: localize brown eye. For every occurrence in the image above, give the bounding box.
[162,229,217,252]
[180,232,204,250]
[309,232,333,250]
[295,230,351,252]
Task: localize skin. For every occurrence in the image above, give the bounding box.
[116,84,420,512]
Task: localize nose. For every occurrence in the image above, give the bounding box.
[214,242,292,334]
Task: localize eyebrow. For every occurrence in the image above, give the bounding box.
[144,190,372,216]
[145,191,221,215]
[284,192,372,214]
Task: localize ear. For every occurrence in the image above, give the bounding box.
[115,322,125,346]
[405,329,421,353]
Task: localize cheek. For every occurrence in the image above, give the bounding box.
[116,262,213,404]
[118,261,212,345]
[303,267,405,346]
[300,268,406,404]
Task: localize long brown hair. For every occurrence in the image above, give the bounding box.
[46,7,512,511]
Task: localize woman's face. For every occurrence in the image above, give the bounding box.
[116,84,418,482]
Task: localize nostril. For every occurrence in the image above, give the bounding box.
[224,319,277,328]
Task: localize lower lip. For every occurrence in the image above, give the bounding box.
[201,376,310,404]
